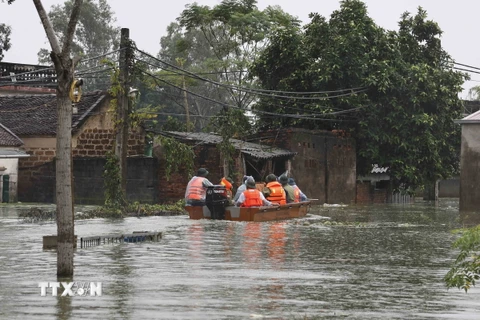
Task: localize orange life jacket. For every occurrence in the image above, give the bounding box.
[186,177,206,200]
[220,177,233,198]
[292,185,301,203]
[241,189,263,207]
[266,181,286,205]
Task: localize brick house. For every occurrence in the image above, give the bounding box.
[0,123,29,202]
[155,131,297,203]
[252,128,357,204]
[0,91,147,203]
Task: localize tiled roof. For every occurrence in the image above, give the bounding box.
[0,123,23,146]
[0,91,108,136]
[165,131,297,159]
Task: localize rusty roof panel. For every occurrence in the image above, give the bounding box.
[165,131,296,159]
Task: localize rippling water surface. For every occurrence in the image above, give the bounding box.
[0,199,479,319]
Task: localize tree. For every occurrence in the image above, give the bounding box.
[0,23,12,61]
[37,0,119,90]
[467,85,480,101]
[155,0,299,127]
[4,0,85,276]
[251,0,467,192]
[445,225,480,292]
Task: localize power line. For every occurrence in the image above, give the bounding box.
[134,48,368,97]
[453,62,480,72]
[135,66,363,121]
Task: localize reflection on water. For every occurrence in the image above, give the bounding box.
[1,200,480,319]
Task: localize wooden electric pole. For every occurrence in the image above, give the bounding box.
[176,58,190,131]
[115,28,130,197]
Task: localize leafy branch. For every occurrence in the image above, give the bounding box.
[445,225,480,292]
[157,135,195,179]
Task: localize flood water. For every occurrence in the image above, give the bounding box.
[0,199,479,319]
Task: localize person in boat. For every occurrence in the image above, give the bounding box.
[279,174,295,203]
[263,174,287,205]
[233,175,250,202]
[288,178,308,202]
[185,168,214,206]
[235,177,278,207]
[220,177,234,202]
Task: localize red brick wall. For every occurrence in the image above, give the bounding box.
[355,181,388,204]
[254,128,356,204]
[156,144,244,203]
[73,128,145,157]
[356,181,372,204]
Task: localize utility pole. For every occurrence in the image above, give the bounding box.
[182,75,191,132]
[115,28,130,197]
[176,58,190,131]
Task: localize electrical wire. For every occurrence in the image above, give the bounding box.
[135,66,363,121]
[134,48,368,97]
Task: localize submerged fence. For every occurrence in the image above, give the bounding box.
[80,232,162,248]
[390,192,414,204]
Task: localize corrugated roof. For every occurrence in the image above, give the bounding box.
[165,131,296,159]
[0,148,29,158]
[455,109,480,124]
[0,91,108,136]
[0,123,23,147]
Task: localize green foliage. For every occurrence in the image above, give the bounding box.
[0,23,11,61]
[152,0,300,132]
[125,200,186,216]
[157,135,195,179]
[250,0,467,191]
[205,108,252,175]
[445,225,480,292]
[162,116,187,132]
[37,0,119,90]
[103,151,126,212]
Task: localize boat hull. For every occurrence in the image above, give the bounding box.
[185,202,311,222]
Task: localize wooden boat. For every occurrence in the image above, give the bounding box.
[185,201,311,222]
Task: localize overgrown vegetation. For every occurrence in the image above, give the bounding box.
[250,1,467,192]
[445,226,480,292]
[157,135,195,179]
[103,151,126,213]
[18,200,186,222]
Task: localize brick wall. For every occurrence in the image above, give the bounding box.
[73,128,145,157]
[18,157,158,204]
[254,128,356,204]
[355,180,389,204]
[156,144,244,203]
[356,181,371,204]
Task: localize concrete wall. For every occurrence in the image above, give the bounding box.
[439,178,460,198]
[18,157,158,204]
[0,157,20,202]
[459,124,480,211]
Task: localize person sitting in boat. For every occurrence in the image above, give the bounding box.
[263,174,286,205]
[235,177,277,207]
[233,175,250,202]
[185,168,214,206]
[220,176,234,202]
[279,174,295,203]
[288,178,308,202]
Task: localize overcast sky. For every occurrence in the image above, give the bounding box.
[1,0,479,97]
